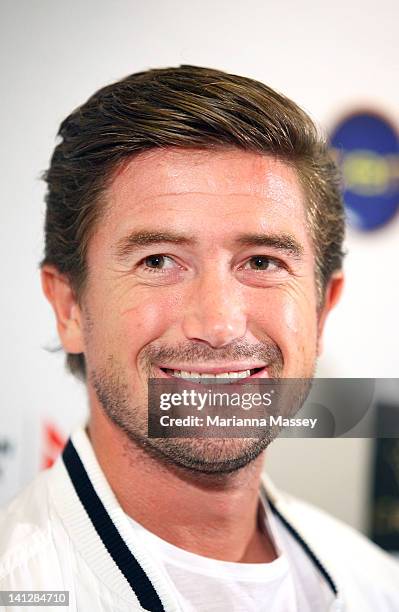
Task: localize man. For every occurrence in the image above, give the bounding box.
[0,65,398,611]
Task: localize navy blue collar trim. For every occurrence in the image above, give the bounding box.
[268,498,338,596]
[62,437,337,607]
[62,439,165,612]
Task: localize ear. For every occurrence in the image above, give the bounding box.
[41,265,84,354]
[317,271,344,356]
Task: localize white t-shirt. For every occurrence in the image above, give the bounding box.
[127,493,332,611]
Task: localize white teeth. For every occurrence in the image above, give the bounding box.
[171,369,251,379]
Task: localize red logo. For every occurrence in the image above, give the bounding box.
[42,423,66,469]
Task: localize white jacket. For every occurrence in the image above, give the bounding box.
[0,426,398,611]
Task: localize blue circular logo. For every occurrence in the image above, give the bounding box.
[330,111,399,230]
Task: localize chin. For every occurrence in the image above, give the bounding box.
[143,436,274,474]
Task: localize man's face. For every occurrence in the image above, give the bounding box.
[55,148,340,472]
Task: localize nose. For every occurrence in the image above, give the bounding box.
[182,267,247,348]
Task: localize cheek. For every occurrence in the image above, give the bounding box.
[118,291,183,359]
[84,283,184,370]
[249,286,318,357]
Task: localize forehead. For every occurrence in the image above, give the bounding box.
[98,148,309,246]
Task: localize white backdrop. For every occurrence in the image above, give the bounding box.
[0,0,398,533]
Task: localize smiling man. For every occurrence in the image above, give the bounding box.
[1,66,398,611]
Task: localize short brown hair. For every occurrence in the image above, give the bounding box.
[42,65,345,380]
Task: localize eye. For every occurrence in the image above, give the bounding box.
[139,254,179,272]
[244,256,282,271]
[144,255,168,269]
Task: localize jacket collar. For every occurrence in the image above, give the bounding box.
[51,426,342,611]
[260,473,340,599]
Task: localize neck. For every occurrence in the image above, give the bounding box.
[87,404,275,563]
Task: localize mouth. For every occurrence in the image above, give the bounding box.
[157,365,268,383]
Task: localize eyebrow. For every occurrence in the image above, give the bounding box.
[114,230,304,261]
[235,233,304,258]
[114,231,197,260]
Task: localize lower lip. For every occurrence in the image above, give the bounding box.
[155,366,270,382]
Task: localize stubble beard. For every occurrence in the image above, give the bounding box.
[90,340,314,475]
